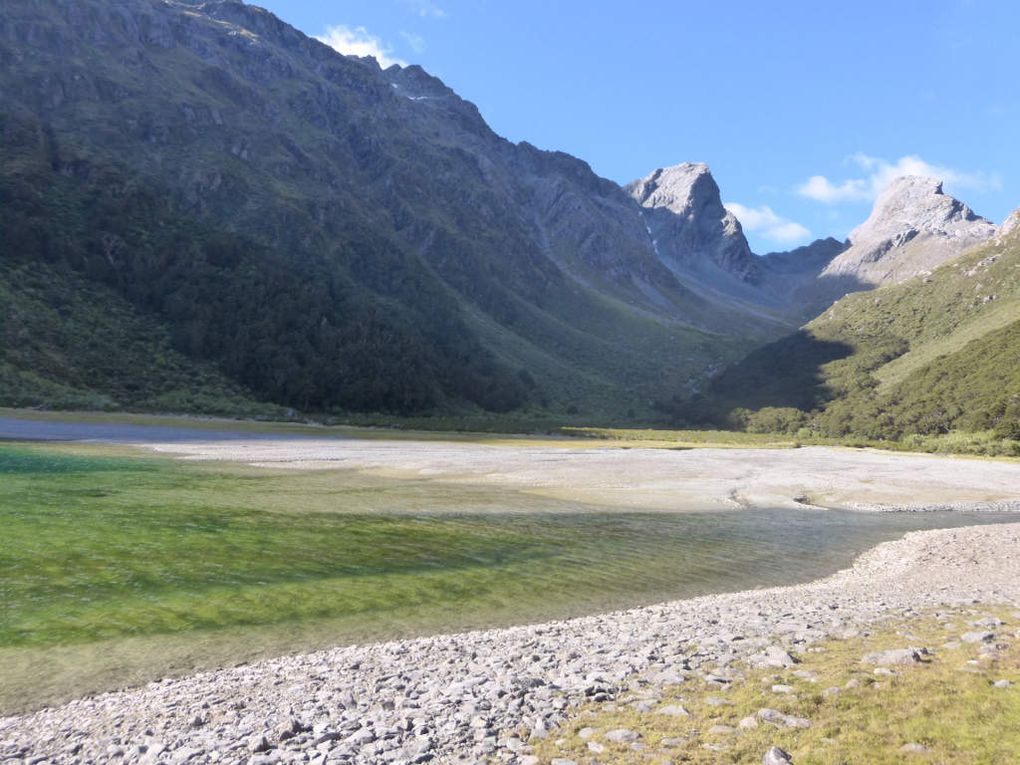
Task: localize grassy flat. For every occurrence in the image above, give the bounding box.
[536,607,1020,764]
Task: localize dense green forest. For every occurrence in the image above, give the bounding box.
[0,111,532,414]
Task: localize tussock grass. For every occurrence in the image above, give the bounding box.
[535,607,1020,764]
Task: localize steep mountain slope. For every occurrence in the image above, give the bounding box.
[0,258,270,413]
[0,0,772,417]
[627,163,761,284]
[679,216,1020,440]
[757,237,850,319]
[627,163,846,324]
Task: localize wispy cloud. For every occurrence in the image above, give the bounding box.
[400,30,426,54]
[403,0,446,18]
[725,203,811,245]
[798,153,1001,204]
[315,25,406,68]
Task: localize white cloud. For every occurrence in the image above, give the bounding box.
[400,30,426,54]
[797,175,870,204]
[403,0,446,18]
[798,153,1002,204]
[725,203,811,245]
[315,25,406,68]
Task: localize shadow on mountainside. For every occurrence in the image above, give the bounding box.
[669,331,855,424]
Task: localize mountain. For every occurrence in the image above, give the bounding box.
[626,163,846,324]
[677,213,1020,444]
[817,176,996,294]
[1,0,789,418]
[5,0,1000,426]
[627,163,761,284]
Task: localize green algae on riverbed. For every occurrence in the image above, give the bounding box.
[2,441,1019,713]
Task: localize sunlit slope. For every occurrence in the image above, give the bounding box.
[686,226,1020,439]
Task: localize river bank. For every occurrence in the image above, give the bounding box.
[4,522,1020,764]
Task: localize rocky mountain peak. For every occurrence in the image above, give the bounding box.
[626,163,759,285]
[628,163,718,214]
[821,176,996,287]
[998,207,1020,240]
[849,175,991,244]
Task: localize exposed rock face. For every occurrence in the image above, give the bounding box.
[998,207,1020,240]
[758,237,850,321]
[821,176,996,287]
[761,237,847,276]
[627,163,761,285]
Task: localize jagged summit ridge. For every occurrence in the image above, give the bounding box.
[998,207,1020,240]
[626,163,759,284]
[822,175,996,285]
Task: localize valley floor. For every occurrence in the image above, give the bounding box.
[6,410,1020,513]
[142,436,1020,514]
[3,414,1020,763]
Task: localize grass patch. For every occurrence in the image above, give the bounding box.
[534,607,1020,764]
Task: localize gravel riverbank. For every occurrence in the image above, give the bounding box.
[144,440,1020,513]
[4,522,1020,765]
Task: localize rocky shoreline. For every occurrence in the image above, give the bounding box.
[4,522,1020,765]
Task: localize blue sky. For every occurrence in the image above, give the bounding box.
[255,0,1018,252]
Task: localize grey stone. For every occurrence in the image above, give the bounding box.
[861,648,922,666]
[605,729,640,743]
[763,746,794,765]
[248,735,271,754]
[900,743,930,754]
[657,704,690,717]
[748,646,798,669]
[961,631,995,644]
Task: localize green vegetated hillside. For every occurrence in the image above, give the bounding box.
[675,227,1020,450]
[0,256,272,414]
[0,0,763,420]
